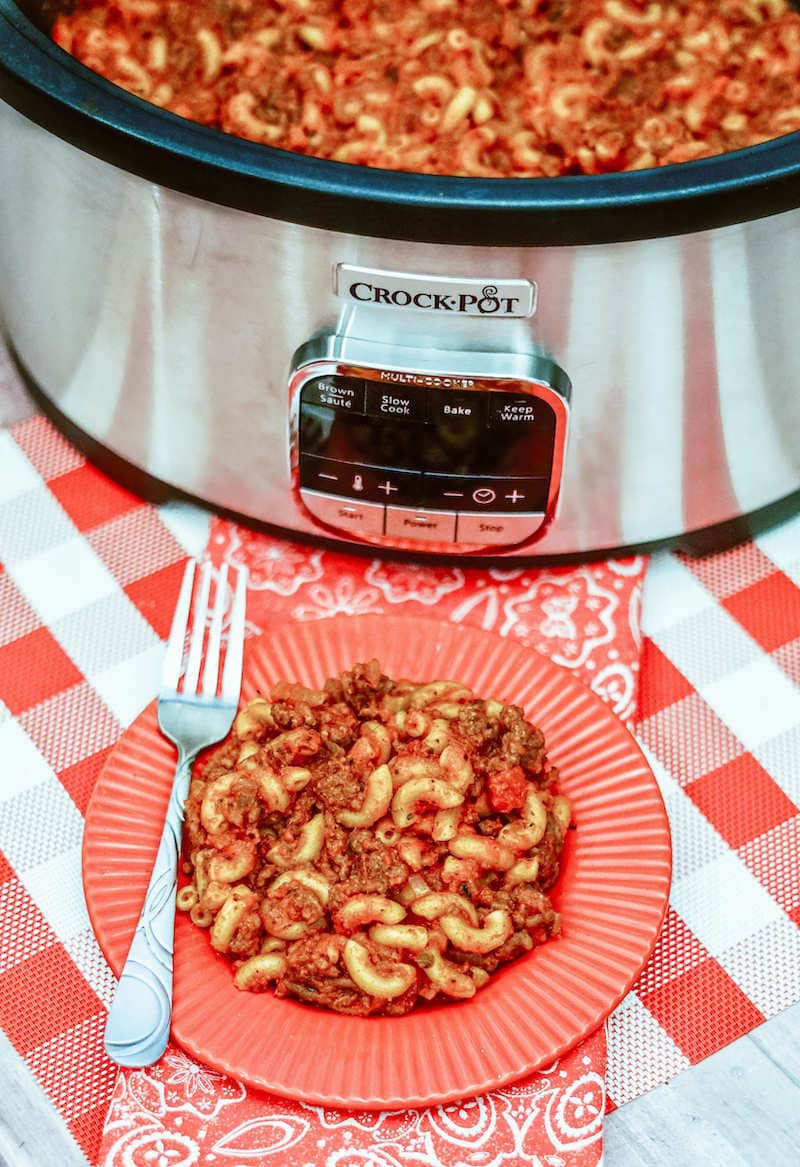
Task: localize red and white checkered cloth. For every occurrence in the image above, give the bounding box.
[0,414,203,1159]
[1,381,799,1163]
[607,535,800,1104]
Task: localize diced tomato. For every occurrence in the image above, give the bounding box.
[487,766,529,813]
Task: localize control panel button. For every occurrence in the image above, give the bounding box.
[365,382,429,422]
[457,512,546,546]
[423,475,549,512]
[301,490,385,536]
[301,376,366,412]
[300,455,423,505]
[487,394,539,427]
[385,506,457,544]
[428,391,484,426]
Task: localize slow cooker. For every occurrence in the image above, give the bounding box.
[2,0,800,559]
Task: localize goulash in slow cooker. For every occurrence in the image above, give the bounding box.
[53,0,800,177]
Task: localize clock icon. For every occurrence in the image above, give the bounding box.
[472,487,496,505]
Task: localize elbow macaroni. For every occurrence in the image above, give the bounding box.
[53,0,800,180]
[177,660,571,1016]
[336,763,393,827]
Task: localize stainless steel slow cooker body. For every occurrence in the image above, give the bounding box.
[3,0,800,558]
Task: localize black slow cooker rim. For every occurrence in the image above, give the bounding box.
[3,0,800,247]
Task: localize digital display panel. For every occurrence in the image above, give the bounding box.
[298,376,556,510]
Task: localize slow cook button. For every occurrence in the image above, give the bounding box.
[457,511,545,547]
[301,490,385,536]
[364,382,429,422]
[385,506,457,543]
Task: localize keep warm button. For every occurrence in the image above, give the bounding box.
[457,512,545,547]
[385,506,456,544]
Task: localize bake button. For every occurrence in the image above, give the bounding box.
[301,376,366,412]
[364,383,429,422]
[385,506,457,544]
[301,490,385,536]
[457,512,545,547]
[428,391,484,426]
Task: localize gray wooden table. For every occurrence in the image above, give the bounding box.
[1,357,799,1167]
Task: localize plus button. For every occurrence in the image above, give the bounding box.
[378,480,399,495]
[504,489,526,505]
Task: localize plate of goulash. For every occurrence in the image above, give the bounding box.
[83,614,671,1108]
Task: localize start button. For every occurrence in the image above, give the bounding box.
[301,490,385,536]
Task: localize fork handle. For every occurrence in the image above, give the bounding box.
[104,749,194,1067]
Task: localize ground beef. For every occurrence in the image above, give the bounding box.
[314,757,363,815]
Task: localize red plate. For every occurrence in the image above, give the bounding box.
[83,614,671,1109]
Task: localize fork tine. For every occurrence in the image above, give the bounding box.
[161,560,196,695]
[221,566,248,702]
[183,560,212,695]
[201,563,228,698]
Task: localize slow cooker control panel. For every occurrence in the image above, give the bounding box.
[290,358,570,553]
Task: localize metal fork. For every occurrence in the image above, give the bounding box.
[104,558,247,1067]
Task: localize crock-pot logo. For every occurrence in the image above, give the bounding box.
[350,281,520,315]
[334,265,537,318]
